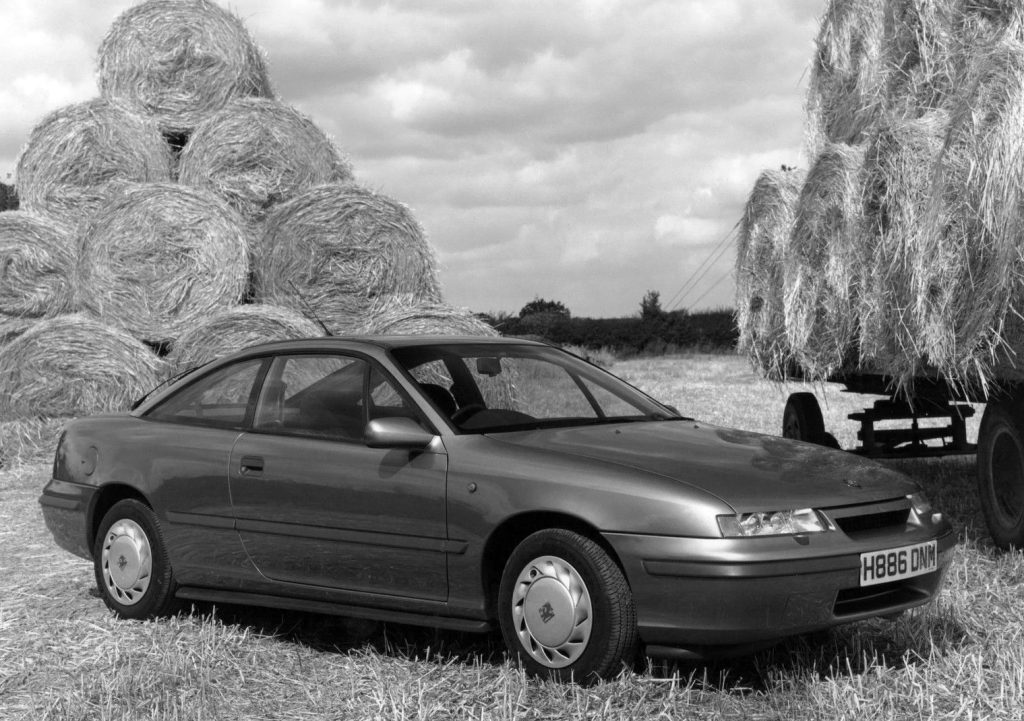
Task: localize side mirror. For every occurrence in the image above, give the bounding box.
[364,417,436,450]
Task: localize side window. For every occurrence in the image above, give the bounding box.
[368,365,429,427]
[146,358,265,428]
[254,355,367,440]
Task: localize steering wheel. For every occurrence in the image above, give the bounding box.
[451,404,485,424]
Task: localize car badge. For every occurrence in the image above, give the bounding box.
[539,601,556,624]
[843,478,861,489]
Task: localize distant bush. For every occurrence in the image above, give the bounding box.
[487,308,737,355]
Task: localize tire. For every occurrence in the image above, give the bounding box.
[978,396,1024,549]
[783,392,826,445]
[93,499,179,619]
[497,529,638,684]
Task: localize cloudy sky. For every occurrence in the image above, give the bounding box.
[0,0,822,318]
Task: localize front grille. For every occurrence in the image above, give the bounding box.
[824,498,911,538]
[834,508,910,535]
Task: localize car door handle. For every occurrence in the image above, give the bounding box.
[240,456,264,474]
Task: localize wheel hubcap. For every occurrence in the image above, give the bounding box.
[101,519,152,605]
[511,555,592,668]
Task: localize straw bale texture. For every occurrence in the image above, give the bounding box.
[97,0,273,134]
[915,38,1024,391]
[0,212,75,319]
[735,168,806,380]
[14,99,172,228]
[178,97,353,227]
[784,143,866,381]
[75,183,250,344]
[807,0,888,149]
[882,0,959,115]
[167,303,324,373]
[0,314,165,418]
[358,299,498,337]
[857,111,947,384]
[253,184,443,335]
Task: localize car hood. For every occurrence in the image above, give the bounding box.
[487,420,916,512]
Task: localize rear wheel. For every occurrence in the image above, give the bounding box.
[498,529,637,684]
[978,395,1024,549]
[783,392,826,445]
[93,499,179,619]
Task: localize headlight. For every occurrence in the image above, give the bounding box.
[908,492,932,517]
[717,508,827,537]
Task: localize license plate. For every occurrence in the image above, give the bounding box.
[859,540,938,587]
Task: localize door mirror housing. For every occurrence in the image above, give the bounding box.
[364,417,436,449]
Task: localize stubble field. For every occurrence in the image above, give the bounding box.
[1,353,1022,720]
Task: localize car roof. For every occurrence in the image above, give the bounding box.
[231,334,548,355]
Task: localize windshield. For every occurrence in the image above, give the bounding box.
[390,343,680,433]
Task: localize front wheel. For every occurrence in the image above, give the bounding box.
[978,396,1024,549]
[498,529,638,683]
[93,499,179,619]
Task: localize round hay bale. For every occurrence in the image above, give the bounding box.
[167,303,324,373]
[735,167,806,380]
[882,0,960,116]
[0,212,76,319]
[856,110,948,385]
[0,314,165,418]
[784,143,867,381]
[178,97,353,227]
[253,183,443,334]
[74,182,250,344]
[916,38,1024,392]
[97,0,273,134]
[806,0,888,149]
[14,98,172,228]
[358,299,498,337]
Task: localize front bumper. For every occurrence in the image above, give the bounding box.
[39,478,97,560]
[604,524,956,651]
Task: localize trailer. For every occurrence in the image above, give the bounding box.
[780,372,1023,550]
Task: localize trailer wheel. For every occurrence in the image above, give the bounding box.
[783,392,826,445]
[978,394,1024,549]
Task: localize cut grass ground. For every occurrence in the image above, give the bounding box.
[1,352,1022,720]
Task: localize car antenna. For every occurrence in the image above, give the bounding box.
[288,280,334,337]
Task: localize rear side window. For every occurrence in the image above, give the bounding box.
[145,358,265,429]
[254,355,367,440]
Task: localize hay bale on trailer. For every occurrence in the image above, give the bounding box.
[806,0,888,149]
[735,168,806,380]
[14,99,172,228]
[166,303,324,373]
[0,314,165,418]
[253,183,443,335]
[178,97,354,228]
[856,110,948,386]
[913,38,1024,393]
[97,0,273,136]
[74,182,250,345]
[784,142,866,381]
[0,212,75,319]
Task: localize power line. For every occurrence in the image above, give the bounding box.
[666,226,737,311]
[688,264,734,310]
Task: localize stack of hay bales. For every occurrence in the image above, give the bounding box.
[737,0,1024,396]
[0,0,478,420]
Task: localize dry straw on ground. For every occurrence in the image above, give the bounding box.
[74,182,250,344]
[178,97,354,228]
[784,143,866,381]
[253,183,443,335]
[97,0,273,134]
[806,0,888,150]
[167,303,324,373]
[0,212,75,319]
[916,37,1024,392]
[14,98,172,229]
[735,168,806,380]
[0,314,165,418]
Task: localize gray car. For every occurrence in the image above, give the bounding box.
[40,336,955,682]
